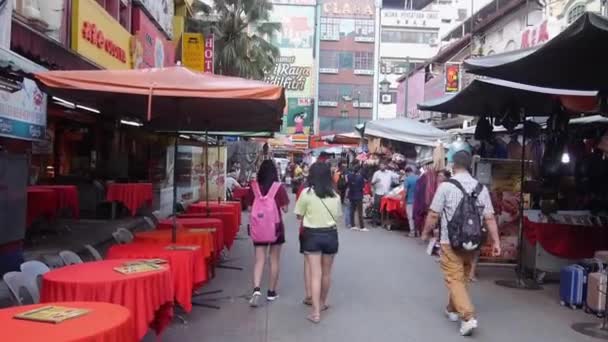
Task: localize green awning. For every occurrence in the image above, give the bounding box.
[0,47,47,76]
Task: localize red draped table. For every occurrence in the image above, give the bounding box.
[179,211,238,249]
[107,243,207,312]
[106,183,153,216]
[26,188,58,227]
[188,201,242,226]
[380,196,406,220]
[134,229,215,261]
[29,185,79,219]
[41,260,174,340]
[157,218,224,256]
[232,187,250,209]
[1,301,135,342]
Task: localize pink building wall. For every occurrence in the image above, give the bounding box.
[396,69,426,119]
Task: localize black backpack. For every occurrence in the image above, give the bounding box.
[445,179,487,251]
[337,172,347,191]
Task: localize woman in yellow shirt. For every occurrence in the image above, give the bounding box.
[294,162,342,324]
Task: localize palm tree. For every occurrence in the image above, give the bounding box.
[189,0,281,80]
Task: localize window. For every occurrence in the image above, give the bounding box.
[319,50,339,69]
[319,84,339,102]
[381,29,438,44]
[119,0,131,31]
[339,52,353,69]
[354,52,373,70]
[441,19,452,24]
[354,19,374,37]
[352,86,373,102]
[567,4,585,24]
[457,9,467,21]
[321,18,340,40]
[340,110,349,118]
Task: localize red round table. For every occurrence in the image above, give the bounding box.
[1,301,135,342]
[157,218,224,256]
[26,188,59,227]
[106,243,207,313]
[134,229,215,260]
[188,201,242,226]
[29,185,80,219]
[41,260,173,340]
[0,302,137,342]
[179,212,238,249]
[106,183,153,216]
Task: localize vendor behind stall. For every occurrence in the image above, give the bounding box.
[404,167,419,237]
[371,162,398,227]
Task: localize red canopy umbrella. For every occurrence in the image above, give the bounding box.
[34,66,285,132]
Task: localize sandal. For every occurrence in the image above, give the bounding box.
[322,304,330,311]
[302,297,312,306]
[307,314,321,324]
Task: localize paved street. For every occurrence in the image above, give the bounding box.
[151,198,599,342]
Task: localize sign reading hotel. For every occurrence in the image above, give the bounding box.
[71,0,132,69]
[204,34,214,73]
[182,33,205,72]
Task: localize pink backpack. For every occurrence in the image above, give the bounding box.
[249,181,281,243]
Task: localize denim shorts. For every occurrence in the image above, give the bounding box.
[301,227,339,255]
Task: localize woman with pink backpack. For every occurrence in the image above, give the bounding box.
[248,160,290,307]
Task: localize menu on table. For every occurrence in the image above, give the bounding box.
[14,306,90,324]
[124,259,168,265]
[114,262,163,274]
[165,245,200,251]
[189,228,216,233]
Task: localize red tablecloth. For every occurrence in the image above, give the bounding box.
[41,260,174,340]
[106,243,207,313]
[179,212,238,249]
[134,229,215,260]
[188,201,242,226]
[1,301,135,342]
[381,196,406,219]
[29,185,80,219]
[232,187,250,209]
[158,218,224,255]
[523,218,608,259]
[106,183,153,216]
[26,188,59,227]
[0,302,137,342]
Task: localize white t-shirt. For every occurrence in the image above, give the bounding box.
[371,170,397,196]
[225,176,241,191]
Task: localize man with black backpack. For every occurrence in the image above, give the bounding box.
[421,151,501,337]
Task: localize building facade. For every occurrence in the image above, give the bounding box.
[317,0,376,134]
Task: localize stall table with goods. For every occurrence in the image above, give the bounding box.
[0,301,135,342]
[40,260,173,340]
[179,211,239,249]
[157,218,224,257]
[134,229,215,261]
[106,183,153,216]
[29,185,79,219]
[26,188,59,227]
[107,243,207,312]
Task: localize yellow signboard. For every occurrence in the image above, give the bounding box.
[182,33,205,72]
[71,0,132,69]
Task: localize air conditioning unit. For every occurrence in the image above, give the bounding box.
[381,93,392,104]
[342,95,352,101]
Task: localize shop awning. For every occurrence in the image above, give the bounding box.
[322,132,361,145]
[0,47,47,76]
[417,78,597,116]
[34,66,285,132]
[463,12,608,91]
[364,118,449,147]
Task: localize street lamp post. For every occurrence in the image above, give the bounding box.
[356,91,361,125]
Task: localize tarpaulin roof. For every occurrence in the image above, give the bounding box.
[417,78,597,116]
[34,66,285,132]
[322,132,361,145]
[364,118,449,147]
[463,12,608,91]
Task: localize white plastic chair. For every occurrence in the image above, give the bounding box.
[84,244,103,261]
[3,271,36,305]
[112,228,134,244]
[20,260,50,303]
[59,250,83,266]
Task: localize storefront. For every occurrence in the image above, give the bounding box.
[131,7,175,69]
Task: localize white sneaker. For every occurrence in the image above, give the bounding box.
[350,227,360,231]
[249,291,261,307]
[359,228,370,232]
[460,319,478,336]
[445,310,459,322]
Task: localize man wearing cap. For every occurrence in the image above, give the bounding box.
[421,151,501,337]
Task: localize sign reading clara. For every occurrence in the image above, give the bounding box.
[265,56,311,92]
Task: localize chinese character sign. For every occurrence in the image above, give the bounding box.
[444,63,460,93]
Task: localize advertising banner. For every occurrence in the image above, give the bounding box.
[200,146,227,201]
[134,0,175,39]
[0,0,12,49]
[182,33,205,72]
[0,78,47,141]
[264,4,315,133]
[444,63,460,93]
[131,8,175,68]
[71,0,132,69]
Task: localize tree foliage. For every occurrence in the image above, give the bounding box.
[188,0,281,80]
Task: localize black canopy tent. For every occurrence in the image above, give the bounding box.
[463,12,608,92]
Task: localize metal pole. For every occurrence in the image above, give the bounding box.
[357,91,361,125]
[404,56,410,118]
[217,135,221,204]
[172,134,178,243]
[205,129,210,216]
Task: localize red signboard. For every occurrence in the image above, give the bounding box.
[521,20,550,49]
[204,34,214,73]
[444,63,460,93]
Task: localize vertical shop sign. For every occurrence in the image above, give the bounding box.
[444,63,460,93]
[0,0,12,49]
[204,34,214,73]
[182,33,204,72]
